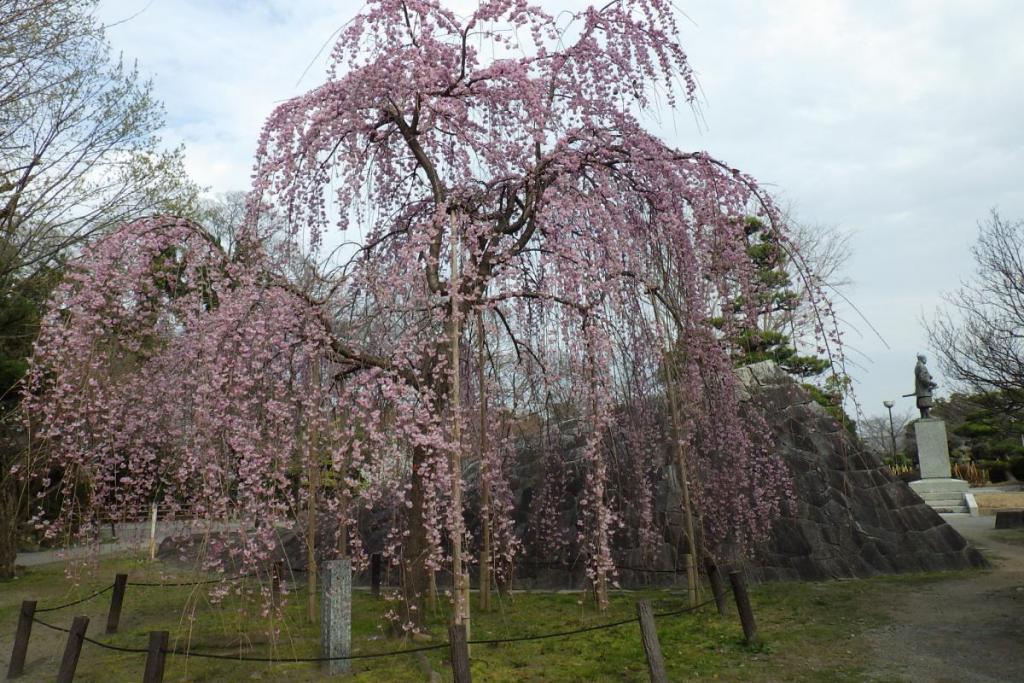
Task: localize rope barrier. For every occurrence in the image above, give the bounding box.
[29,569,258,610]
[468,616,637,645]
[521,560,689,575]
[32,614,447,662]
[25,584,728,667]
[164,642,449,662]
[35,585,114,613]
[466,590,725,646]
[652,593,722,619]
[127,571,259,587]
[30,616,71,633]
[32,617,151,653]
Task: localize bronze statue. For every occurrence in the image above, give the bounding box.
[914,354,937,418]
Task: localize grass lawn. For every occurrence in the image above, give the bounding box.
[0,554,973,682]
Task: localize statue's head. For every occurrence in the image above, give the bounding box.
[917,353,927,363]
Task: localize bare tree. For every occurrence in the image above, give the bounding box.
[858,409,913,460]
[0,0,199,288]
[927,211,1024,410]
[197,191,249,259]
[788,219,854,296]
[0,0,199,578]
[756,207,854,374]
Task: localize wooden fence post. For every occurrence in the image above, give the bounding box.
[320,558,352,675]
[448,622,471,683]
[105,573,128,634]
[142,631,169,683]
[728,571,758,646]
[370,552,382,598]
[56,616,89,683]
[704,559,728,616]
[635,600,668,683]
[6,599,36,679]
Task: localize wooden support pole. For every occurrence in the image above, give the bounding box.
[458,572,471,637]
[6,599,36,679]
[477,309,492,613]
[320,558,352,675]
[728,571,758,646]
[148,503,157,561]
[684,552,698,606]
[428,569,439,613]
[105,573,128,634]
[370,552,382,598]
[448,622,471,683]
[306,460,320,624]
[142,631,169,683]
[56,616,89,683]
[635,600,668,683]
[269,562,281,610]
[704,560,728,616]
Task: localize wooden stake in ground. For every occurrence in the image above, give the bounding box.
[635,600,668,683]
[56,616,89,683]
[7,599,35,679]
[143,631,169,683]
[729,570,759,645]
[705,558,729,616]
[105,573,128,634]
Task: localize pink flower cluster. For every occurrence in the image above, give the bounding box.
[24,1,841,601]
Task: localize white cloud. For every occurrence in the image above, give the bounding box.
[97,0,1024,417]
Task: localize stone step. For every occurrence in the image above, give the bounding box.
[912,482,969,514]
[925,498,968,504]
[923,502,968,510]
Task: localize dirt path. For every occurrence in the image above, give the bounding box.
[863,514,1024,683]
[14,519,240,566]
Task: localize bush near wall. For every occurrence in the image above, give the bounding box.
[1009,456,1024,482]
[976,459,1011,483]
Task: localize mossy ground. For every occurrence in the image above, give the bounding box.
[0,554,978,682]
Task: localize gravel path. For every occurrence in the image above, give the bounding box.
[14,520,234,566]
[863,514,1024,683]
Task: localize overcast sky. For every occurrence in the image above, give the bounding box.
[97,0,1024,421]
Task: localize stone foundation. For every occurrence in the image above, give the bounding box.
[738,362,987,581]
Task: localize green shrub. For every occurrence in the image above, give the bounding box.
[1010,457,1024,481]
[990,438,1024,459]
[977,459,1011,483]
[971,442,991,460]
[990,463,1009,483]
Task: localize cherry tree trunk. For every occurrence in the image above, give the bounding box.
[0,479,16,580]
[403,444,431,620]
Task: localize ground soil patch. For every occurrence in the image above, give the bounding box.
[861,514,1024,683]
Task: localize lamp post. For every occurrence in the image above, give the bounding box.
[883,400,897,463]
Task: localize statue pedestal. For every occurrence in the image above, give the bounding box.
[909,419,968,513]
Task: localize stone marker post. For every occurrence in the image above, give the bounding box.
[321,558,352,675]
[909,418,968,513]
